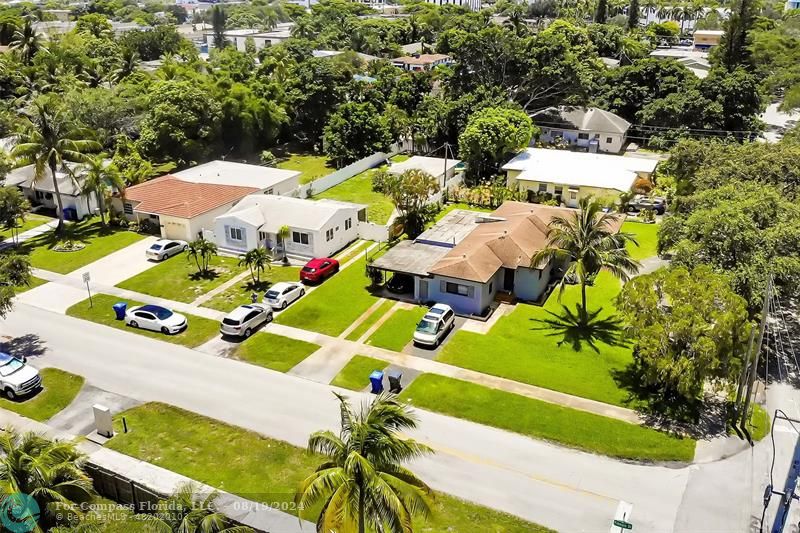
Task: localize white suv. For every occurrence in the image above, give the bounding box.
[413,303,456,347]
[0,352,41,400]
[220,304,273,338]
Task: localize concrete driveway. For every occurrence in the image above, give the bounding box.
[66,236,160,286]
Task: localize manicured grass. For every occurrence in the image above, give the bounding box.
[0,368,84,422]
[277,153,334,184]
[401,374,696,462]
[275,256,379,336]
[234,331,320,372]
[330,355,387,390]
[66,294,220,348]
[107,402,552,532]
[622,220,659,260]
[0,213,53,241]
[345,299,395,341]
[14,276,47,294]
[316,168,395,224]
[438,272,636,407]
[366,306,427,351]
[117,254,245,304]
[21,219,145,274]
[202,266,300,312]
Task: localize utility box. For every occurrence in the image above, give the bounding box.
[93,404,114,438]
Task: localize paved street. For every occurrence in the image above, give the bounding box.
[1,301,699,533]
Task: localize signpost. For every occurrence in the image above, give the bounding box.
[82,272,92,308]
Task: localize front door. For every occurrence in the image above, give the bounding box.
[503,268,515,292]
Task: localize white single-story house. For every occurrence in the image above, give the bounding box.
[214,195,367,259]
[388,155,462,190]
[5,164,98,220]
[370,202,625,316]
[502,148,658,207]
[532,106,631,154]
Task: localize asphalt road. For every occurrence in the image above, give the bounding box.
[0,302,763,533]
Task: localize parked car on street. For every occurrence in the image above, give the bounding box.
[220,304,272,338]
[264,282,305,310]
[146,239,188,261]
[300,258,340,283]
[387,273,414,294]
[413,303,456,348]
[125,304,187,334]
[0,352,40,400]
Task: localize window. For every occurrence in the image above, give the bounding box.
[229,227,243,241]
[325,228,334,241]
[445,282,471,297]
[292,231,309,245]
[345,218,352,230]
[123,202,133,215]
[578,133,590,140]
[538,183,547,193]
[606,137,613,143]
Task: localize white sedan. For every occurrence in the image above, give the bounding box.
[146,239,188,261]
[263,282,305,310]
[220,304,273,338]
[125,305,187,334]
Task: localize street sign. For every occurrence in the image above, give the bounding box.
[82,272,91,284]
[613,520,633,530]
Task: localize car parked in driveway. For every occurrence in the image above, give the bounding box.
[264,282,305,310]
[0,352,40,400]
[300,258,339,284]
[413,303,456,348]
[220,304,272,338]
[146,239,188,261]
[125,304,187,334]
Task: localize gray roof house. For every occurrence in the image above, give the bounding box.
[531,106,632,154]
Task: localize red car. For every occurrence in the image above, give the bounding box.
[300,257,340,283]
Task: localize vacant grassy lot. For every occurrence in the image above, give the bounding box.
[117,254,245,303]
[401,374,696,462]
[275,256,379,336]
[21,219,144,274]
[203,266,300,312]
[66,294,219,348]
[107,402,552,532]
[0,368,84,421]
[366,306,427,351]
[344,299,395,341]
[330,355,387,390]
[0,213,53,241]
[621,220,659,261]
[234,331,320,372]
[276,153,333,184]
[316,169,395,224]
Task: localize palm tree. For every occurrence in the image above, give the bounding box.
[77,154,124,227]
[0,429,95,530]
[238,246,272,284]
[187,238,218,275]
[10,16,44,66]
[531,196,641,323]
[12,102,100,235]
[296,393,433,533]
[277,224,290,264]
[145,483,252,533]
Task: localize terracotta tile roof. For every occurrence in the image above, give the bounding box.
[429,201,625,283]
[123,176,258,218]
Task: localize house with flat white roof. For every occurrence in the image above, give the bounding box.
[171,161,300,194]
[214,195,367,259]
[388,155,462,189]
[502,148,658,207]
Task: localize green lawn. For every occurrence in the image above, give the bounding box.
[0,368,84,422]
[366,306,427,351]
[107,402,552,532]
[345,299,395,341]
[0,213,53,241]
[438,272,636,408]
[277,153,334,184]
[330,355,387,390]
[202,266,300,312]
[20,219,145,274]
[117,254,245,304]
[401,374,696,462]
[316,168,395,224]
[234,331,320,372]
[66,294,220,348]
[275,256,379,336]
[622,220,659,260]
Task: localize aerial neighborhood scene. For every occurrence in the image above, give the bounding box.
[1,0,800,530]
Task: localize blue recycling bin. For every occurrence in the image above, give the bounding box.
[112,302,127,320]
[369,370,384,394]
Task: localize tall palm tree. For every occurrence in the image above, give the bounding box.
[0,429,96,530]
[296,393,433,533]
[12,102,100,235]
[238,246,272,284]
[77,154,124,227]
[531,196,641,323]
[10,16,44,66]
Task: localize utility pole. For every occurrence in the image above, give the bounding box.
[741,275,773,429]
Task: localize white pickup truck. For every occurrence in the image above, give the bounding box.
[0,352,41,400]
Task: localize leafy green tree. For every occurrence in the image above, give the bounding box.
[617,266,750,403]
[531,196,640,323]
[296,393,433,533]
[323,102,392,167]
[458,106,536,183]
[239,246,272,284]
[0,186,31,244]
[77,154,124,226]
[187,238,218,275]
[383,169,439,238]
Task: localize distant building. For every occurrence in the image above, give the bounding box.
[531,106,631,154]
[391,53,451,72]
[693,30,724,50]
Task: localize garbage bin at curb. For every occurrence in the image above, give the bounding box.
[369,370,384,394]
[112,302,127,321]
